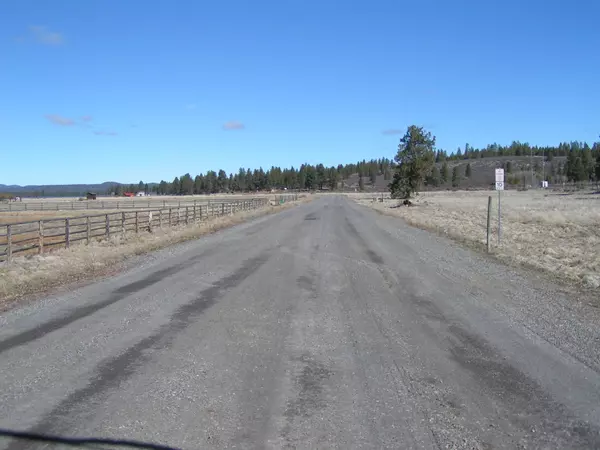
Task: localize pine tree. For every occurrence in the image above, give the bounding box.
[452,166,460,188]
[430,166,441,187]
[171,177,180,195]
[389,126,435,198]
[441,162,449,183]
[217,169,228,192]
[180,173,194,195]
[574,157,587,183]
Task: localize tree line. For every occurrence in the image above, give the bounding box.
[99,134,600,198]
[434,140,600,162]
[107,159,395,195]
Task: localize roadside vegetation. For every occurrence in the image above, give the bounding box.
[353,190,600,288]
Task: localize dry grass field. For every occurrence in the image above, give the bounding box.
[14,193,279,202]
[0,210,119,225]
[350,190,600,288]
[0,193,295,212]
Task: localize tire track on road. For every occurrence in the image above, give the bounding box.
[7,252,271,449]
[0,249,219,355]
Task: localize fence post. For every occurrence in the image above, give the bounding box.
[39,221,44,254]
[87,216,91,243]
[199,205,202,220]
[7,225,12,263]
[148,211,153,232]
[121,212,126,236]
[135,211,139,233]
[169,208,172,227]
[186,206,189,225]
[105,214,110,238]
[221,203,225,216]
[65,218,70,248]
[159,209,163,229]
[486,196,492,253]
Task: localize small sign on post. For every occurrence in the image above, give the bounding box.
[495,168,505,191]
[495,168,504,244]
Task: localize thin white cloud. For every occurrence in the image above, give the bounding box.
[223,121,245,130]
[382,129,404,135]
[81,115,93,122]
[29,26,64,46]
[45,114,75,126]
[94,131,118,136]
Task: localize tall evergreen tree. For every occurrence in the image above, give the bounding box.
[452,166,460,187]
[441,162,449,184]
[389,126,435,199]
[171,177,180,195]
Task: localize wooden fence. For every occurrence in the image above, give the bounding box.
[0,196,296,212]
[0,199,271,263]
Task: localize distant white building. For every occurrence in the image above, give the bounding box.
[136,192,146,197]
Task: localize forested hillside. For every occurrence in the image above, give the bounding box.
[138,139,600,194]
[4,139,599,197]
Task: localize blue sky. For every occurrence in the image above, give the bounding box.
[2,0,599,185]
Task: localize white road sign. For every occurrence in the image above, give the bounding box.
[495,168,504,182]
[495,168,505,190]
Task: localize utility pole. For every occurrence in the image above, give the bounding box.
[530,147,534,189]
[542,148,545,185]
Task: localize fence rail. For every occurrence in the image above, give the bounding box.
[0,197,290,263]
[0,195,295,212]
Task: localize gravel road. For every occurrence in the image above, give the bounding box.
[1,196,599,449]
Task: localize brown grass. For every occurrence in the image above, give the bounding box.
[0,210,121,225]
[0,196,311,308]
[349,191,600,289]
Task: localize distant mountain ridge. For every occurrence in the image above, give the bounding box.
[0,182,122,196]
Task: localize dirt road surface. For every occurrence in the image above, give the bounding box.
[1,196,599,449]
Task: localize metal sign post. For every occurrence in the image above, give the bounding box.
[495,168,504,245]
